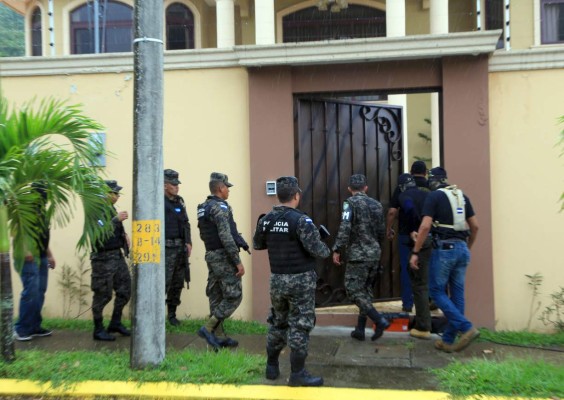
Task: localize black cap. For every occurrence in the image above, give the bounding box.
[105,180,123,193]
[349,174,367,186]
[398,173,414,186]
[428,167,448,179]
[276,176,300,192]
[210,172,233,187]
[164,169,181,185]
[410,161,427,175]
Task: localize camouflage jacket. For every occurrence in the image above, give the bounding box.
[199,196,241,266]
[332,192,385,261]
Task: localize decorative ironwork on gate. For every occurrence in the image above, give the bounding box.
[294,97,403,307]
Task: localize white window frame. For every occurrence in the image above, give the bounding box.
[534,0,564,46]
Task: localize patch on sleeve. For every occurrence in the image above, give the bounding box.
[341,202,352,221]
[220,204,228,210]
[304,217,313,224]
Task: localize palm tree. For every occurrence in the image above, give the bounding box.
[0,95,113,362]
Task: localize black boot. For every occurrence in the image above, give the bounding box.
[107,310,131,336]
[214,321,239,348]
[93,318,115,341]
[288,352,323,387]
[168,305,180,326]
[265,347,281,380]
[367,308,390,341]
[350,315,367,341]
[197,316,221,351]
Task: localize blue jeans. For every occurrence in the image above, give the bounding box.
[429,240,472,344]
[15,257,49,336]
[399,234,413,309]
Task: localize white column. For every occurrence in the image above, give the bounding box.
[386,0,405,37]
[255,0,275,45]
[430,0,449,34]
[386,1,408,170]
[216,0,235,48]
[430,0,448,167]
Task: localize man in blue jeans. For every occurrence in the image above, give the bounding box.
[14,183,56,341]
[409,167,480,352]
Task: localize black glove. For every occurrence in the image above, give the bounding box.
[319,225,330,239]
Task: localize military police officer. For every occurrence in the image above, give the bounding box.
[253,176,330,387]
[164,169,192,326]
[332,174,390,341]
[197,172,247,350]
[90,180,131,341]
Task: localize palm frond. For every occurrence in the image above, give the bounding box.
[0,96,103,166]
[0,95,112,269]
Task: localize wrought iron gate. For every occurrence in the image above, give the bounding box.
[294,97,403,307]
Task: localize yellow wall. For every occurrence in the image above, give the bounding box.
[3,67,253,321]
[406,93,432,165]
[510,0,534,49]
[489,69,564,331]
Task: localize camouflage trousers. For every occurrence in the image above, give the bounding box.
[165,244,188,307]
[267,269,316,358]
[205,250,242,320]
[344,261,378,316]
[90,250,131,320]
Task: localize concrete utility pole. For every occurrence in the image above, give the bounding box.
[130,0,165,368]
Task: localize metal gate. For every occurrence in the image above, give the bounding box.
[294,97,403,307]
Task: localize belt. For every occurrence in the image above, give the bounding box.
[166,238,184,246]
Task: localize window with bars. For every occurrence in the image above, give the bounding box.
[166,3,195,50]
[282,5,385,43]
[70,0,133,54]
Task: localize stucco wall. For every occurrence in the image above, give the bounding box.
[3,67,253,321]
[489,68,564,331]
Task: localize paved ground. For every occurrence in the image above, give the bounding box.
[11,326,564,391]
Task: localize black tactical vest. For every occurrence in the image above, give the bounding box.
[165,196,186,239]
[197,199,223,251]
[95,214,125,252]
[262,209,315,274]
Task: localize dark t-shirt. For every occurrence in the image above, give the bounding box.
[398,187,428,234]
[422,188,475,241]
[390,176,429,235]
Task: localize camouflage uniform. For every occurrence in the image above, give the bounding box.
[164,194,191,308]
[254,205,330,357]
[90,207,131,321]
[198,195,242,320]
[333,191,385,316]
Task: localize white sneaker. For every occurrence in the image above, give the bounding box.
[14,331,32,341]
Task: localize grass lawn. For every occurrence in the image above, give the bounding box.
[432,329,564,397]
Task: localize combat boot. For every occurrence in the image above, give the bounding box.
[107,310,131,336]
[197,316,221,351]
[288,352,323,387]
[367,308,390,341]
[265,347,282,380]
[168,305,180,326]
[350,315,367,341]
[93,318,116,341]
[214,321,239,348]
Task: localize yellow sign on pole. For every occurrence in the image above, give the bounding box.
[131,220,161,264]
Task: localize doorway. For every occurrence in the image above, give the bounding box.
[294,97,403,306]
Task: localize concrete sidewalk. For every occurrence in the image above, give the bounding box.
[8,325,564,394]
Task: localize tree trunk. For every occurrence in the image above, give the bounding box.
[0,206,15,362]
